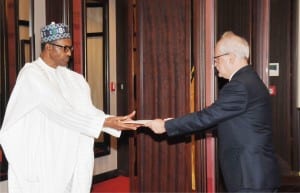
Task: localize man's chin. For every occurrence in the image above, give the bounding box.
[62,60,70,66]
[59,63,68,67]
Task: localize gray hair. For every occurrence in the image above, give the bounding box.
[218,31,249,59]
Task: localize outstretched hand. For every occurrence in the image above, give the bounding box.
[104,111,138,130]
[144,119,167,134]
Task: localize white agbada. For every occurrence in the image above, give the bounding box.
[0,57,121,193]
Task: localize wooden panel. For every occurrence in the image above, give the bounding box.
[292,0,300,172]
[6,0,18,93]
[193,0,216,192]
[217,0,251,42]
[116,0,131,176]
[269,0,295,172]
[0,0,6,173]
[132,0,192,192]
[0,0,8,123]
[72,0,84,74]
[203,1,216,192]
[251,0,270,86]
[46,0,63,23]
[192,1,208,192]
[216,0,251,89]
[1,0,17,181]
[127,0,138,190]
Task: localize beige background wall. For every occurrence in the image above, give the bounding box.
[93,0,119,175]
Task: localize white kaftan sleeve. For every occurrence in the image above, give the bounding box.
[102,127,121,138]
[102,114,122,137]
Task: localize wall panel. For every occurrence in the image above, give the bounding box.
[130,0,193,192]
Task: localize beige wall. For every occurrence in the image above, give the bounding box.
[93,0,118,175]
[0,180,7,193]
[34,0,45,55]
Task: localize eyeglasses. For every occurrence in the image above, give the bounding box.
[48,42,74,53]
[214,53,230,59]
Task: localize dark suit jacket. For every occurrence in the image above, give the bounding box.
[165,66,280,192]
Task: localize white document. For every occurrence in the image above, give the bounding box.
[102,127,122,138]
[123,120,151,125]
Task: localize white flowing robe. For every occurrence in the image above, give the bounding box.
[0,57,121,193]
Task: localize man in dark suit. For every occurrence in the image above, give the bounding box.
[145,31,280,193]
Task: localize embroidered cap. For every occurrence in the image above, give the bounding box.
[40,22,71,43]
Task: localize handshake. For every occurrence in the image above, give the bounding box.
[105,111,170,134]
[125,119,169,134]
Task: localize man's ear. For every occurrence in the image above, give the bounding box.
[229,53,236,64]
[45,43,52,51]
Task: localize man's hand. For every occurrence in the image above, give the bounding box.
[144,119,166,134]
[104,111,138,130]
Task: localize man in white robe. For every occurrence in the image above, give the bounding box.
[0,22,137,193]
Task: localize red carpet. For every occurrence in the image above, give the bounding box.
[91,176,130,193]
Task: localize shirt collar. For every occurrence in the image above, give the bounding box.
[229,68,240,81]
[229,65,250,81]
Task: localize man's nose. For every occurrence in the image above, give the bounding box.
[66,50,72,56]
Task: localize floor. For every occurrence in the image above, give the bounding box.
[92,175,300,193]
[92,176,129,193]
[278,176,300,192]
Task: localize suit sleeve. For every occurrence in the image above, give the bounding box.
[165,81,249,136]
